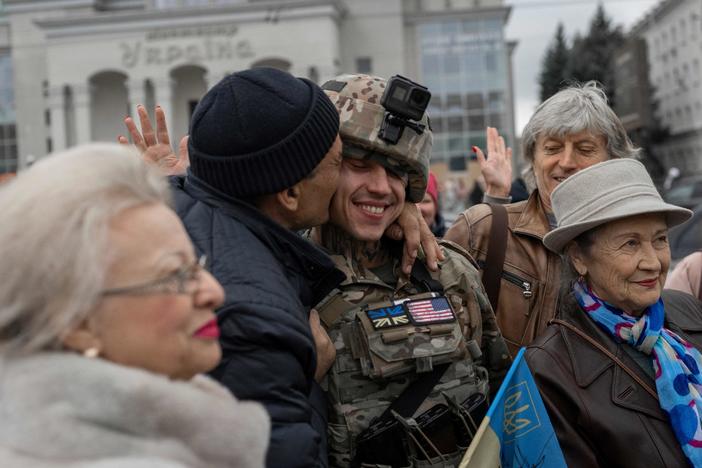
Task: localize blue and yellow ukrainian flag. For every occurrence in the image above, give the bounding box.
[459,348,567,468]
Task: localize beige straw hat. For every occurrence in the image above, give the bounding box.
[542,159,692,253]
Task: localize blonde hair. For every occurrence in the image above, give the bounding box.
[0,143,171,354]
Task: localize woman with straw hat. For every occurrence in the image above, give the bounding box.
[526,158,702,467]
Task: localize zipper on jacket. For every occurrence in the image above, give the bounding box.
[503,270,533,298]
[477,260,533,299]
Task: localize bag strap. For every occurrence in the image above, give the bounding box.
[550,318,658,400]
[410,256,444,293]
[378,362,450,421]
[482,203,508,311]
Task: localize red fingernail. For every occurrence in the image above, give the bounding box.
[471,146,478,153]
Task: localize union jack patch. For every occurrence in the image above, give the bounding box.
[366,305,410,329]
[404,297,455,325]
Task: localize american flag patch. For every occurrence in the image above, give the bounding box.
[366,305,410,329]
[405,297,455,325]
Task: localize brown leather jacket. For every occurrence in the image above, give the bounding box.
[526,289,702,468]
[444,191,561,356]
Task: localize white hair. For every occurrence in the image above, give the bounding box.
[521,81,640,163]
[0,143,171,354]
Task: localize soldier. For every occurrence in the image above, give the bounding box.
[310,74,510,467]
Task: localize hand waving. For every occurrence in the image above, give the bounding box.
[473,126,513,198]
[118,105,190,176]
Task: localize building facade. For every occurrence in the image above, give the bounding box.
[0,5,15,175]
[612,37,670,181]
[629,0,702,175]
[0,0,515,178]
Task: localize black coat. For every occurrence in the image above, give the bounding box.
[172,174,345,468]
[526,289,702,467]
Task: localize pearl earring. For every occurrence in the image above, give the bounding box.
[83,347,99,359]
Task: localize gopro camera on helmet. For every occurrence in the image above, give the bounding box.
[379,75,431,145]
[381,75,431,121]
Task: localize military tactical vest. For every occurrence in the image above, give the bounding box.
[317,241,494,467]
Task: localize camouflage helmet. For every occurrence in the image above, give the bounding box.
[322,74,432,203]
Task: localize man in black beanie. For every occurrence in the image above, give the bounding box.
[172,67,345,468]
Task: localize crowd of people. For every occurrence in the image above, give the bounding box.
[1,65,701,468]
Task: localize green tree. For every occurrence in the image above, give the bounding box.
[567,3,624,105]
[539,23,570,101]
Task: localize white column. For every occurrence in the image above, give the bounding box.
[153,77,174,134]
[204,70,228,91]
[126,78,146,121]
[72,83,92,144]
[48,86,66,152]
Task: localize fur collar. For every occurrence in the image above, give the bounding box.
[0,353,269,467]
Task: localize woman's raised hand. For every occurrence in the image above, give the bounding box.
[473,126,513,198]
[118,105,190,176]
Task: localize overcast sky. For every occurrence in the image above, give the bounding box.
[505,0,660,134]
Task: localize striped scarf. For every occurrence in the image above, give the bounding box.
[573,280,702,467]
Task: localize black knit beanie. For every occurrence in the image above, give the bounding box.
[188,67,340,198]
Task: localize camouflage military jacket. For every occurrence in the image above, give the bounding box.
[316,240,510,467]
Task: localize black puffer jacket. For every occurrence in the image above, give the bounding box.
[172,174,345,468]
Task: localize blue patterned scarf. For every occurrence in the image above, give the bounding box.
[573,280,702,467]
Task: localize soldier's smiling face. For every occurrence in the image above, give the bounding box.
[329,158,407,241]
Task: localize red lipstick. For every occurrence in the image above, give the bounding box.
[635,279,658,288]
[194,318,220,339]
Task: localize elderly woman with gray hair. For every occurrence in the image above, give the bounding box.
[445,82,640,357]
[0,144,269,467]
[526,159,702,467]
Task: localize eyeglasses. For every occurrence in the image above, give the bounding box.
[101,255,208,296]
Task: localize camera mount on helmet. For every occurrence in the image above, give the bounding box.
[378,75,431,145]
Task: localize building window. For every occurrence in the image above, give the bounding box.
[0,52,16,174]
[0,124,18,173]
[449,155,467,171]
[488,91,504,111]
[466,93,484,111]
[431,117,444,132]
[356,57,372,74]
[446,116,462,133]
